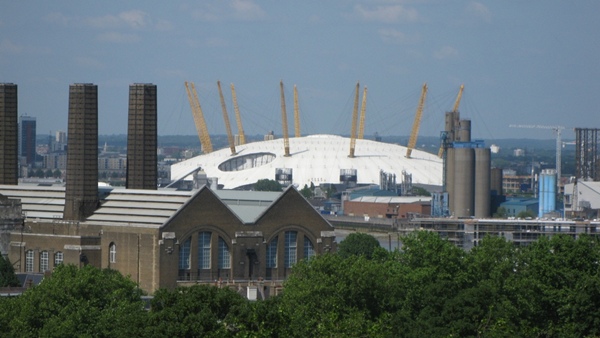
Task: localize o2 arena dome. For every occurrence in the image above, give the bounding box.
[170,134,442,190]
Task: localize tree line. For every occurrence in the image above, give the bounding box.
[1,231,599,337]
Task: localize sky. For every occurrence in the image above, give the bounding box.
[1,1,599,142]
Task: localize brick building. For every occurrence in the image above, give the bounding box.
[344,196,432,219]
[2,184,335,294]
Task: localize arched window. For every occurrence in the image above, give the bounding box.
[109,243,116,264]
[285,231,297,268]
[266,237,278,268]
[179,238,191,270]
[25,250,34,272]
[54,252,63,267]
[304,236,315,260]
[40,251,49,272]
[218,237,230,269]
[198,232,211,269]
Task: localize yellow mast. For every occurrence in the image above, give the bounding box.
[294,85,300,138]
[230,83,246,145]
[406,83,428,158]
[184,81,213,153]
[438,84,464,158]
[358,86,368,139]
[280,81,290,156]
[217,81,236,155]
[349,82,360,158]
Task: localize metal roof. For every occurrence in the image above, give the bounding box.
[0,184,287,227]
[171,134,443,189]
[350,196,432,204]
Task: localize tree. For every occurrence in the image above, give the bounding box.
[254,179,282,192]
[337,232,381,260]
[9,264,147,337]
[493,206,508,218]
[145,285,248,337]
[0,255,20,287]
[517,210,535,219]
[52,169,62,178]
[299,184,313,199]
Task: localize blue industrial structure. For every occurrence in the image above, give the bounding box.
[538,169,557,217]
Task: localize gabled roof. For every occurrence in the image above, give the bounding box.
[0,184,302,228]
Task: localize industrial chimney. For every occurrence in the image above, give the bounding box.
[0,83,18,185]
[63,83,99,221]
[126,83,157,190]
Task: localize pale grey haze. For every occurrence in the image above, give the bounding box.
[1,1,598,141]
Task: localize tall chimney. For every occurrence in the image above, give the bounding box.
[126,83,157,190]
[64,83,98,221]
[0,83,18,185]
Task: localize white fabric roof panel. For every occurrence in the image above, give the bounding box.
[171,134,443,190]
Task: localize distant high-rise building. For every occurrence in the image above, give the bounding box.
[63,83,98,221]
[0,83,18,184]
[127,83,157,190]
[18,115,36,165]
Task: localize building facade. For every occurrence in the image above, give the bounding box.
[0,84,18,185]
[18,115,36,166]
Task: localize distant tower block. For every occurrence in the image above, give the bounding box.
[127,83,157,190]
[19,115,36,165]
[575,128,600,181]
[0,83,18,185]
[64,83,98,221]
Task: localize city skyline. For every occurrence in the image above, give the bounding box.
[2,1,599,141]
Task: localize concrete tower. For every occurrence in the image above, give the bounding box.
[0,83,18,185]
[64,83,98,221]
[126,83,157,190]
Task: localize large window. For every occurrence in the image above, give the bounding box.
[218,237,230,269]
[25,250,34,272]
[179,238,191,270]
[304,236,315,260]
[54,252,63,267]
[266,237,278,268]
[40,251,49,272]
[198,232,211,269]
[285,231,297,268]
[109,243,116,264]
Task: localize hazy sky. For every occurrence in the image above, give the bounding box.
[2,1,598,141]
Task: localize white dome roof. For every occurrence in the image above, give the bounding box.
[171,134,442,189]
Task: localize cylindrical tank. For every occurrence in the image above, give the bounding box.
[474,147,491,218]
[453,147,474,217]
[490,167,503,196]
[539,169,556,217]
[446,147,456,212]
[457,119,471,142]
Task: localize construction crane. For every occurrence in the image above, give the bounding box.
[406,83,428,158]
[509,124,565,189]
[349,82,360,158]
[230,83,246,145]
[358,86,368,139]
[293,85,300,138]
[438,84,464,158]
[217,81,236,155]
[280,81,290,157]
[184,81,213,153]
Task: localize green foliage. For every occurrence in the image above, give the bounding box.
[517,209,535,219]
[412,186,431,196]
[254,179,283,192]
[337,232,381,260]
[493,206,508,218]
[145,284,247,337]
[8,264,146,337]
[299,184,313,198]
[0,255,20,287]
[2,233,600,337]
